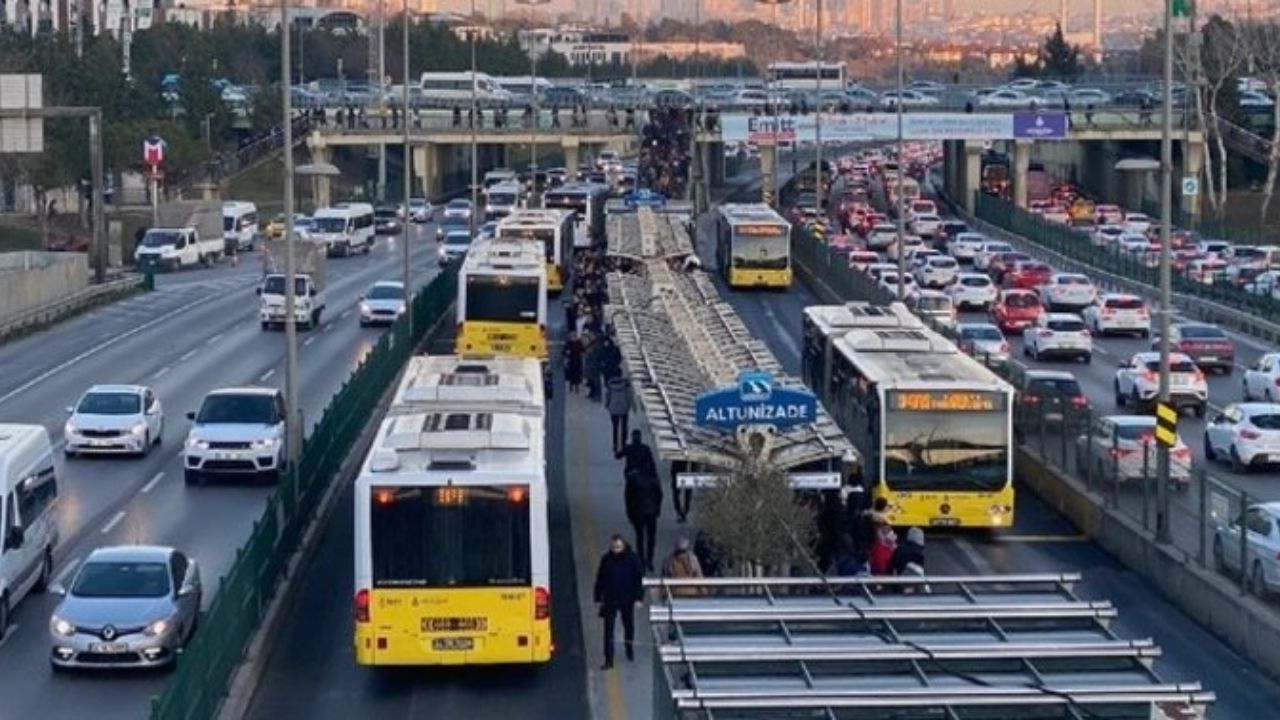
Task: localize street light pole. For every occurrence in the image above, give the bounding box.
[895,0,906,301]
[470,0,479,238]
[1155,0,1174,543]
[517,0,551,191]
[402,0,412,322]
[280,0,301,466]
[814,0,824,220]
[377,0,387,202]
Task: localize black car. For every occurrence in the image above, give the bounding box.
[373,206,402,235]
[1008,364,1091,443]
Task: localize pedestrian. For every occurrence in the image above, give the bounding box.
[831,533,866,576]
[585,334,603,401]
[891,526,926,577]
[563,333,584,393]
[693,529,722,578]
[604,375,632,453]
[619,430,663,570]
[668,460,693,523]
[593,534,644,669]
[868,521,897,576]
[565,301,579,338]
[661,537,704,596]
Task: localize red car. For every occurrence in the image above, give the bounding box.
[990,289,1044,333]
[1003,261,1054,290]
[989,251,1033,283]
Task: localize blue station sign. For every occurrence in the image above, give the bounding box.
[623,189,667,209]
[694,370,818,431]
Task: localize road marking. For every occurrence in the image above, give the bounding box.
[141,471,165,494]
[52,558,80,587]
[0,625,19,649]
[100,511,126,535]
[206,332,225,345]
[952,538,992,574]
[322,323,334,333]
[303,336,316,347]
[153,365,171,380]
[179,349,198,361]
[339,309,352,319]
[993,533,1090,543]
[259,369,276,382]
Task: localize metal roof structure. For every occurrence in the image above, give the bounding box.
[645,574,1215,720]
[605,209,854,472]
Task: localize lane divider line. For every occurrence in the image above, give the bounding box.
[153,365,171,380]
[259,369,276,382]
[303,336,317,347]
[141,472,165,494]
[339,309,352,319]
[0,625,19,649]
[100,510,126,535]
[206,332,225,345]
[52,558,80,587]
[179,349,198,362]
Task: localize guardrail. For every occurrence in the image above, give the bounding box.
[0,273,147,343]
[148,267,457,720]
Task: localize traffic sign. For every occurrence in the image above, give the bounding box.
[1171,0,1192,19]
[1181,176,1199,197]
[694,369,818,431]
[1155,402,1178,447]
[623,188,666,209]
[142,133,166,170]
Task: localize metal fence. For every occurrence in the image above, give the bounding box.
[791,226,1280,605]
[148,267,457,720]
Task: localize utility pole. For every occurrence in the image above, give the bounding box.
[1155,0,1176,544]
[280,0,301,468]
[895,0,906,301]
[470,0,479,239]
[376,0,387,202]
[814,0,824,221]
[402,0,413,324]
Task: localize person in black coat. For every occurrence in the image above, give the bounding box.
[593,534,645,669]
[618,430,663,570]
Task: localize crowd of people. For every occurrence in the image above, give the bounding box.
[638,106,693,199]
[822,489,927,580]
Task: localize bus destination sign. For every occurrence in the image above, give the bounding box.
[890,390,1006,412]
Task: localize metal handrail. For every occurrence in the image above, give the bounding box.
[671,684,1215,707]
[645,572,1082,587]
[656,604,1117,623]
[658,640,1160,663]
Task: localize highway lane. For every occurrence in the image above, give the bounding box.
[244,305,590,720]
[693,200,1280,719]
[0,224,443,720]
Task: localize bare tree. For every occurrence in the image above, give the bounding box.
[1240,20,1280,223]
[1183,16,1247,217]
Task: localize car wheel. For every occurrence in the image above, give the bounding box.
[1204,434,1217,462]
[1081,353,1092,364]
[1140,329,1150,339]
[1213,535,1226,573]
[154,423,163,446]
[184,469,202,486]
[1251,562,1268,597]
[0,593,9,639]
[140,432,150,457]
[260,321,269,331]
[33,550,52,592]
[1231,446,1248,474]
[1115,382,1126,407]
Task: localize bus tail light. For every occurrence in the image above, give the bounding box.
[535,587,550,620]
[355,589,370,623]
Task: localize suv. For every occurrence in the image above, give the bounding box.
[1007,365,1089,441]
[1082,293,1150,337]
[183,388,287,485]
[1114,351,1208,416]
[1022,313,1092,363]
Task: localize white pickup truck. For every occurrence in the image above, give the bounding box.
[258,237,327,330]
[134,228,223,271]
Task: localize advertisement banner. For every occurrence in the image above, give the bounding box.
[720,112,1025,142]
[1013,112,1068,139]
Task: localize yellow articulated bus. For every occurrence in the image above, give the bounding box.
[802,302,1016,529]
[456,239,548,359]
[715,203,793,289]
[354,407,550,665]
[496,209,573,294]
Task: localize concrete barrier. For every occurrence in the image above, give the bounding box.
[0,251,88,323]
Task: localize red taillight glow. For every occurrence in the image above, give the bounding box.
[1240,428,1262,440]
[1109,447,1138,458]
[535,586,550,620]
[507,486,527,503]
[1070,395,1088,408]
[355,589,370,623]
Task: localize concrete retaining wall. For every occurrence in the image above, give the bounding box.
[0,251,88,323]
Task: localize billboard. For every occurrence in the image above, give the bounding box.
[720,112,1070,143]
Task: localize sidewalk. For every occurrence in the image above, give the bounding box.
[565,388,687,720]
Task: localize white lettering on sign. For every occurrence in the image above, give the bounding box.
[699,403,813,424]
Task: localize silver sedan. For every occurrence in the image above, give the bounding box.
[49,545,201,670]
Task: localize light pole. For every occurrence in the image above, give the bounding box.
[469,0,479,239]
[279,0,301,466]
[894,0,906,301]
[517,0,551,192]
[754,0,794,209]
[814,0,824,221]
[1155,0,1175,544]
[402,0,412,322]
[376,0,387,202]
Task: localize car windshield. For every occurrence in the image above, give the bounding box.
[1004,293,1038,308]
[142,231,182,247]
[1115,423,1156,442]
[960,277,989,287]
[442,217,469,231]
[1179,325,1226,339]
[367,284,404,300]
[1144,359,1198,373]
[71,561,170,598]
[262,276,309,295]
[444,232,471,246]
[448,200,471,209]
[1028,377,1082,395]
[197,394,277,424]
[930,258,957,268]
[375,209,397,219]
[986,244,1012,253]
[77,392,141,415]
[962,326,1003,341]
[1106,298,1144,309]
[1058,276,1089,285]
[313,217,347,233]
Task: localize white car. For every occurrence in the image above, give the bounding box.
[1205,403,1280,472]
[914,255,959,288]
[406,198,432,223]
[1022,313,1092,363]
[949,272,998,309]
[1082,294,1151,337]
[885,235,925,261]
[183,388,287,485]
[1213,502,1280,595]
[1091,224,1125,247]
[866,223,900,251]
[64,385,164,457]
[1244,353,1280,403]
[1117,233,1152,255]
[1113,351,1207,415]
[1039,273,1098,310]
[906,199,938,219]
[438,230,472,265]
[442,198,473,221]
[880,89,939,108]
[358,281,407,327]
[978,89,1035,107]
[877,270,918,298]
[865,263,899,281]
[1069,88,1112,105]
[974,241,1014,271]
[909,290,956,328]
[1122,212,1153,234]
[908,213,942,238]
[1076,415,1192,489]
[947,232,987,262]
[955,322,1010,365]
[848,250,881,271]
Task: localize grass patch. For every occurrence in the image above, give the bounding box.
[0,223,42,253]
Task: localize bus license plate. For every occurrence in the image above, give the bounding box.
[431,637,474,651]
[929,517,960,527]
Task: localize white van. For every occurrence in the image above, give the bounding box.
[0,424,59,636]
[222,201,259,251]
[311,203,375,257]
[483,168,518,190]
[484,180,523,221]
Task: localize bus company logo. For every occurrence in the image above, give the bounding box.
[738,370,773,402]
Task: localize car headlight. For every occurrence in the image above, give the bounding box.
[360,302,371,314]
[131,422,147,436]
[51,616,75,637]
[252,437,279,450]
[144,618,170,637]
[64,422,78,437]
[186,438,210,450]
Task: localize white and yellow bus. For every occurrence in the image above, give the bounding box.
[496,209,574,294]
[542,181,610,249]
[715,203,793,289]
[354,408,550,665]
[456,239,548,359]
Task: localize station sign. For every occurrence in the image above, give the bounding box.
[1013,112,1068,140]
[694,369,818,431]
[623,188,666,208]
[676,472,840,489]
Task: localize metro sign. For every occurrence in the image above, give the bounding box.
[142,134,166,170]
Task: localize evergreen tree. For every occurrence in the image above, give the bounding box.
[1038,23,1083,80]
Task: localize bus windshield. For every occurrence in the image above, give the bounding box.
[487,191,518,207]
[465,275,540,323]
[369,485,531,588]
[883,392,1009,492]
[732,229,789,270]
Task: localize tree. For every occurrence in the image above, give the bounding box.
[1239,21,1280,223]
[1182,15,1246,217]
[1038,23,1084,81]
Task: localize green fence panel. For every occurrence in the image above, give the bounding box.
[150,267,457,720]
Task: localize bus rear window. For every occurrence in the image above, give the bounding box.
[465,275,539,323]
[369,485,531,588]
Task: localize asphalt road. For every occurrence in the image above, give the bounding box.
[689,208,1280,719]
[0,222,442,720]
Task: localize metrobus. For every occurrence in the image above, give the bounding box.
[542,181,610,249]
[715,203,793,289]
[353,408,550,665]
[390,355,545,419]
[496,208,573,294]
[766,61,846,92]
[802,302,1015,529]
[419,71,513,102]
[456,239,548,359]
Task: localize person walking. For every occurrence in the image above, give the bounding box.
[604,375,632,453]
[593,534,644,669]
[584,333,603,401]
[661,537,704,597]
[563,333,584,394]
[619,430,662,570]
